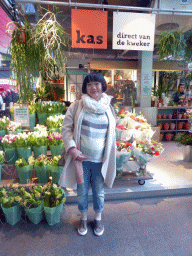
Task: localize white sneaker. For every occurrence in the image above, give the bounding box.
[78,220,87,236]
[94,220,104,236]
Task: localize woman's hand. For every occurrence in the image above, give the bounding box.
[68,147,87,161]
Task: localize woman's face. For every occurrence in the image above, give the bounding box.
[86,81,103,101]
[179,85,184,93]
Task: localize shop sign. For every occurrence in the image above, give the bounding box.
[71,9,107,49]
[13,104,29,127]
[113,12,156,51]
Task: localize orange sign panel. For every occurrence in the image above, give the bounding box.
[71,9,108,49]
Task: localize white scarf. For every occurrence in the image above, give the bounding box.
[82,93,112,114]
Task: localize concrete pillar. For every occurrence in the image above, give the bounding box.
[137,51,153,107]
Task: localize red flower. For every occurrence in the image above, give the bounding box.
[116,141,120,146]
[154,151,160,156]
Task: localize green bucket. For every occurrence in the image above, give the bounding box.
[29,113,36,130]
[49,166,63,184]
[16,147,32,161]
[0,165,1,184]
[7,129,22,135]
[37,113,48,125]
[49,128,62,134]
[25,202,44,224]
[49,144,64,157]
[0,130,6,137]
[16,165,33,184]
[1,205,21,225]
[33,146,47,158]
[4,147,18,164]
[34,165,49,183]
[44,202,64,226]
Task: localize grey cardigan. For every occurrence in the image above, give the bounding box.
[58,99,117,189]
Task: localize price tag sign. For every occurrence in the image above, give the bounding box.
[13,104,29,127]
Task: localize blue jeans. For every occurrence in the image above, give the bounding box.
[77,161,105,213]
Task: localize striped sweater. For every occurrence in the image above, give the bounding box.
[80,112,109,162]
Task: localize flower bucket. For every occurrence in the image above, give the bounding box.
[25,202,44,224]
[4,147,18,164]
[34,165,49,183]
[7,129,22,135]
[29,113,36,130]
[16,147,32,161]
[16,165,33,184]
[33,146,47,158]
[44,202,64,226]
[1,205,21,225]
[37,113,48,125]
[116,151,133,170]
[50,144,64,157]
[49,166,63,184]
[0,130,6,137]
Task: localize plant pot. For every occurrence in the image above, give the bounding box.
[178,113,182,119]
[157,123,163,130]
[49,128,62,134]
[157,114,161,119]
[177,122,183,130]
[44,202,64,226]
[25,202,44,224]
[163,123,169,130]
[4,147,18,164]
[49,144,64,157]
[184,122,191,130]
[33,146,47,158]
[1,205,21,225]
[165,133,173,141]
[159,133,164,141]
[162,114,167,119]
[16,165,33,184]
[29,113,36,130]
[170,123,176,130]
[16,147,32,161]
[0,130,6,137]
[37,113,48,125]
[168,114,172,119]
[49,166,63,184]
[34,165,49,183]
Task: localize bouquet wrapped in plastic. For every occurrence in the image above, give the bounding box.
[116,141,134,170]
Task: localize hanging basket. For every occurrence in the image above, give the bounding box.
[1,205,21,225]
[16,147,32,161]
[34,165,49,183]
[16,165,33,184]
[44,202,64,226]
[50,144,64,157]
[33,146,47,158]
[25,202,44,224]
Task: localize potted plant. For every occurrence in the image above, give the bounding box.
[0,116,10,137]
[47,132,64,157]
[46,115,65,133]
[28,131,48,158]
[0,186,22,225]
[35,102,48,125]
[20,186,44,224]
[6,121,22,134]
[48,155,62,184]
[15,157,33,184]
[33,155,49,183]
[15,132,32,161]
[42,183,66,225]
[174,132,192,161]
[0,151,5,184]
[1,134,18,164]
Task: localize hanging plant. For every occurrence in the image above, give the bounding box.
[32,8,70,79]
[157,31,186,59]
[7,19,45,104]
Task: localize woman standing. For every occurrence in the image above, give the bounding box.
[59,72,116,236]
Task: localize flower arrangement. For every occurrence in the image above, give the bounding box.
[14,132,31,148]
[48,155,61,167]
[15,156,34,167]
[42,183,66,208]
[46,115,65,129]
[19,186,43,209]
[116,141,134,152]
[28,131,48,147]
[0,185,22,208]
[179,97,188,106]
[0,116,10,130]
[186,109,192,121]
[32,154,49,167]
[47,102,66,115]
[135,140,163,156]
[34,124,47,133]
[117,108,129,119]
[47,133,63,146]
[0,150,5,164]
[1,134,17,148]
[7,121,22,132]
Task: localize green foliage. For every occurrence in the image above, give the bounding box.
[0,185,22,208]
[174,132,192,146]
[34,154,48,166]
[20,185,43,209]
[42,183,65,207]
[48,155,61,167]
[0,151,5,164]
[157,31,186,59]
[15,157,33,167]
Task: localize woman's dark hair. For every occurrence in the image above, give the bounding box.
[82,72,107,94]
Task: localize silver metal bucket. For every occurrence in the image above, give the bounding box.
[183,146,192,162]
